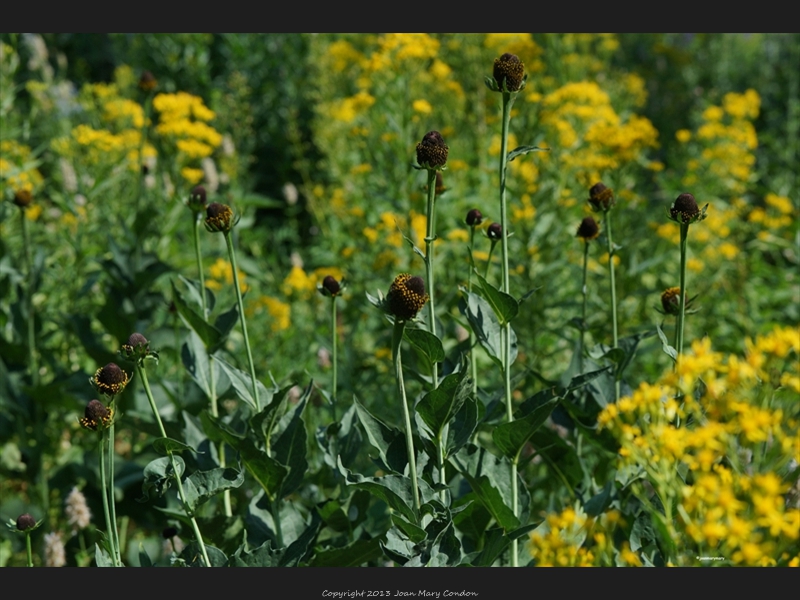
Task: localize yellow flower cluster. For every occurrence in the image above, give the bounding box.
[682,90,760,195]
[598,327,800,565]
[206,257,248,293]
[1,140,43,195]
[539,81,658,185]
[255,296,291,332]
[749,193,795,241]
[326,90,376,124]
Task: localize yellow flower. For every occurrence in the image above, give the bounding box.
[259,296,291,332]
[412,99,432,114]
[675,129,692,143]
[282,265,316,297]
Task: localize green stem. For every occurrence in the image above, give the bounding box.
[98,432,118,566]
[137,364,211,567]
[272,498,285,548]
[224,232,260,411]
[603,210,620,402]
[20,209,38,387]
[499,90,518,567]
[25,531,32,567]
[676,223,690,361]
[392,319,420,520]
[107,422,122,566]
[330,296,338,422]
[468,228,478,396]
[423,168,439,391]
[580,240,589,374]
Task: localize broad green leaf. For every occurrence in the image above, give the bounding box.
[446,393,480,457]
[95,543,114,567]
[657,324,678,362]
[459,291,518,367]
[315,402,362,470]
[152,437,196,456]
[271,390,310,499]
[231,540,283,567]
[337,457,436,524]
[177,274,215,314]
[493,397,559,461]
[417,362,471,438]
[183,467,245,512]
[310,537,385,567]
[214,356,269,410]
[171,280,221,350]
[507,145,550,161]
[391,514,427,544]
[281,511,322,566]
[468,527,508,566]
[180,542,227,567]
[475,272,518,325]
[211,302,239,352]
[451,444,530,531]
[584,481,614,517]
[138,543,153,567]
[140,456,185,501]
[353,396,407,474]
[403,327,445,370]
[181,331,211,398]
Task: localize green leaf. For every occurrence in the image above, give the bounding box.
[507,145,550,161]
[451,444,530,531]
[403,327,445,368]
[177,274,215,314]
[180,543,228,567]
[138,543,153,567]
[353,396,407,474]
[657,324,678,363]
[446,393,480,457]
[212,302,239,351]
[271,388,310,499]
[95,543,114,567]
[315,402,362,470]
[214,356,269,409]
[493,396,559,461]
[584,481,614,517]
[231,540,283,567]
[310,537,385,567]
[474,272,518,325]
[171,280,222,349]
[140,456,185,501]
[183,467,245,512]
[281,511,322,566]
[152,437,196,456]
[417,362,471,438]
[391,514,427,544]
[459,291,518,367]
[181,332,211,398]
[337,458,436,524]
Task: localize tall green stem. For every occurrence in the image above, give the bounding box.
[107,422,122,566]
[330,296,338,422]
[603,210,620,402]
[676,223,690,361]
[25,531,33,567]
[579,241,590,374]
[423,169,439,390]
[137,364,211,567]
[20,209,38,387]
[98,431,119,566]
[468,228,478,396]
[392,320,420,520]
[499,90,518,567]
[224,232,260,411]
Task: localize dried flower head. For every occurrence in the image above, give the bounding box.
[487,222,503,240]
[576,216,600,241]
[387,273,429,321]
[187,185,207,213]
[668,192,708,224]
[80,399,114,431]
[16,513,36,531]
[121,332,151,362]
[65,487,91,531]
[204,202,234,233]
[416,131,449,170]
[13,189,33,208]
[319,275,342,298]
[138,70,157,92]
[588,182,615,212]
[92,363,129,397]
[466,209,484,227]
[493,53,525,92]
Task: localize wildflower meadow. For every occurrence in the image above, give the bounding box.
[1,33,798,574]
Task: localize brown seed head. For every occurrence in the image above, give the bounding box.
[205,202,234,233]
[387,273,429,321]
[416,131,449,170]
[487,222,503,240]
[320,275,341,297]
[466,209,484,227]
[493,53,525,92]
[80,399,113,431]
[576,216,600,241]
[93,363,129,397]
[670,193,700,223]
[16,513,36,531]
[588,182,615,212]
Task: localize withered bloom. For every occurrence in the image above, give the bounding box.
[576,216,600,241]
[387,274,429,321]
[80,399,114,431]
[588,182,615,212]
[416,131,449,170]
[205,202,234,233]
[92,363,129,397]
[493,53,525,92]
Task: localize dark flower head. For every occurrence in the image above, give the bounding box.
[138,70,157,92]
[162,526,178,539]
[576,216,600,241]
[588,182,615,212]
[487,222,503,240]
[80,399,114,431]
[187,185,207,213]
[92,363,129,397]
[416,131,449,170]
[466,209,483,227]
[659,287,696,316]
[493,53,525,92]
[319,275,342,298]
[121,332,151,362]
[204,202,234,233]
[668,192,707,224]
[13,189,32,208]
[387,273,429,321]
[16,513,36,532]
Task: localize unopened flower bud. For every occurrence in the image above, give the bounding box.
[466,209,483,227]
[138,70,157,92]
[16,513,36,531]
[92,363,129,397]
[187,185,207,213]
[13,189,32,208]
[668,192,707,224]
[319,275,342,297]
[487,222,503,240]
